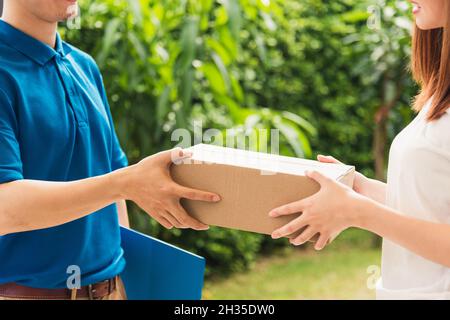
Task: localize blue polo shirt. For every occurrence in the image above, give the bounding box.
[0,20,128,288]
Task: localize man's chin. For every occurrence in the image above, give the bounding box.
[58,7,78,22]
[58,5,79,22]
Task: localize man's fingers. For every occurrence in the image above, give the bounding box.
[170,147,193,165]
[152,212,174,230]
[156,147,192,166]
[269,197,311,217]
[290,226,318,246]
[271,214,308,239]
[169,202,209,231]
[317,154,342,164]
[157,209,183,228]
[314,233,330,251]
[175,185,221,202]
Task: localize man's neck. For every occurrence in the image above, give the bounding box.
[1,2,57,48]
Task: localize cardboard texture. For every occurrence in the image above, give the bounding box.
[171,144,355,238]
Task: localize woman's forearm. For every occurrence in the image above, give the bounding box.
[355,175,386,204]
[0,168,128,235]
[354,198,450,267]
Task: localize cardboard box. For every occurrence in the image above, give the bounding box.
[171,144,354,238]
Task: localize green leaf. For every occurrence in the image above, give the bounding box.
[223,0,242,39]
[206,38,232,65]
[96,18,122,66]
[176,16,199,75]
[273,118,306,158]
[156,85,171,124]
[128,31,147,61]
[201,62,227,95]
[212,53,231,93]
[128,0,143,26]
[281,111,317,136]
[178,69,194,128]
[230,75,244,102]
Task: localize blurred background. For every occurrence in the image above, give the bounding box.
[1,0,417,299]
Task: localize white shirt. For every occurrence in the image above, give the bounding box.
[376,100,450,299]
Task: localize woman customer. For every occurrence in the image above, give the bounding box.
[270,0,450,299]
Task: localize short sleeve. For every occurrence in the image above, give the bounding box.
[101,87,128,171]
[0,88,23,183]
[110,125,129,171]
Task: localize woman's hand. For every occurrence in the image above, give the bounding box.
[317,155,368,195]
[318,155,386,204]
[121,148,221,231]
[269,170,364,250]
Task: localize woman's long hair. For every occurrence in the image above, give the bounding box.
[411,2,450,121]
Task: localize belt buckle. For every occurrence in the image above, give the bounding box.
[70,288,78,300]
[109,277,115,294]
[88,284,95,300]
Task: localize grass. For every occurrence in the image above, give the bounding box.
[203,229,381,300]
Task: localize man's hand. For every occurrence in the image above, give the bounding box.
[121,148,221,230]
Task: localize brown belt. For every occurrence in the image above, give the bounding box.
[0,276,119,300]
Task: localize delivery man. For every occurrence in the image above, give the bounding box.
[0,0,220,300]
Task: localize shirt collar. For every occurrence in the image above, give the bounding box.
[0,19,72,66]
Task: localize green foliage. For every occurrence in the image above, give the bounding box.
[61,0,416,276]
[235,0,415,178]
[62,0,313,162]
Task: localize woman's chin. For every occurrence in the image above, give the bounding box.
[415,19,444,30]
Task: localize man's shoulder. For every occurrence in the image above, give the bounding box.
[63,41,106,92]
[0,40,27,68]
[65,42,100,73]
[0,42,27,96]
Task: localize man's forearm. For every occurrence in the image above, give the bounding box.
[0,167,129,235]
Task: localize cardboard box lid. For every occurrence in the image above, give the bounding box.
[185,144,354,180]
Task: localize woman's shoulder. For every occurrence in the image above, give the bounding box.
[422,108,450,151]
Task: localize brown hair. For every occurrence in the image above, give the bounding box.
[411,2,450,121]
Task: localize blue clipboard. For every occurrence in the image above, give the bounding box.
[120,227,206,300]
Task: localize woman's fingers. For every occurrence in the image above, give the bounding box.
[317,154,342,164]
[269,171,333,218]
[269,197,312,217]
[314,233,330,250]
[290,226,318,246]
[271,214,308,239]
[305,170,333,187]
[175,185,221,202]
